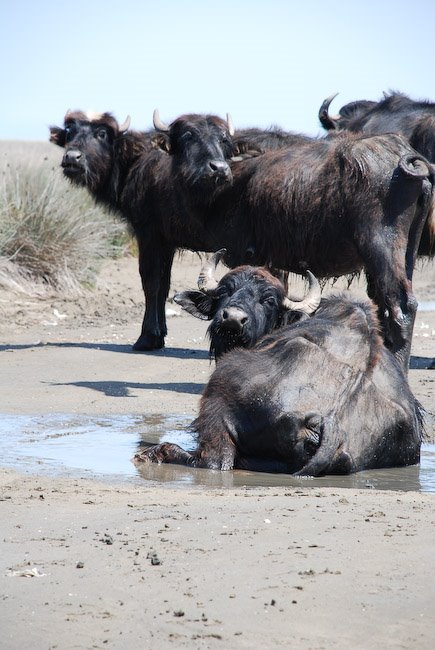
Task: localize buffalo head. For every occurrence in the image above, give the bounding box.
[49,110,131,192]
[153,110,235,201]
[174,249,321,359]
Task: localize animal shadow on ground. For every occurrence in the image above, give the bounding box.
[0,341,209,360]
[410,355,435,370]
[47,380,205,398]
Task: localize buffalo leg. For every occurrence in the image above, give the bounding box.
[365,271,417,371]
[136,417,238,469]
[134,434,237,470]
[133,239,175,351]
[364,164,432,370]
[362,226,419,371]
[294,415,354,477]
[157,248,175,340]
[359,157,432,369]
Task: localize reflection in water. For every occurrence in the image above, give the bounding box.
[0,413,434,492]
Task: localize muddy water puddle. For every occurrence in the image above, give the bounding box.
[0,413,434,492]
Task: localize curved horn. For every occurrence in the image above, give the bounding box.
[226,113,235,136]
[119,115,131,132]
[153,109,170,133]
[282,271,321,315]
[197,248,227,293]
[318,93,340,130]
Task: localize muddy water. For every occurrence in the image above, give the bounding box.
[1,413,434,492]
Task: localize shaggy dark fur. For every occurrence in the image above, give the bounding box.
[174,265,293,359]
[136,291,423,476]
[51,111,434,366]
[319,91,435,256]
[50,111,238,351]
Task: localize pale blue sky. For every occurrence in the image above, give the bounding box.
[2,0,435,141]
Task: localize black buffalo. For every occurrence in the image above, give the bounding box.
[49,109,313,352]
[50,109,238,351]
[169,128,432,370]
[233,126,313,153]
[135,269,423,476]
[319,91,435,256]
[51,110,434,367]
[319,92,379,132]
[174,248,320,359]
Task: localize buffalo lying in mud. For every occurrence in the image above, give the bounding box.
[135,265,423,476]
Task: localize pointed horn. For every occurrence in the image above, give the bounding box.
[318,93,340,130]
[197,248,227,293]
[153,109,170,133]
[226,113,235,136]
[119,115,131,132]
[282,271,321,315]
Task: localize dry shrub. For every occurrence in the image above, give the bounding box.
[0,142,130,295]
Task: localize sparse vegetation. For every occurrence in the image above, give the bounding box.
[0,141,130,295]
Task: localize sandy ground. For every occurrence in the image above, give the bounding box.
[1,254,435,649]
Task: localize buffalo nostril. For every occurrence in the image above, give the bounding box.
[209,160,229,174]
[221,307,248,332]
[65,150,82,163]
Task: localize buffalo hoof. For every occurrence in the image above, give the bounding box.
[133,333,165,351]
[134,446,161,464]
[134,443,175,464]
[134,442,195,466]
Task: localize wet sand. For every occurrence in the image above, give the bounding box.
[1,255,435,649]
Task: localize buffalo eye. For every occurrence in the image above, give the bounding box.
[96,128,108,141]
[181,130,193,142]
[263,296,278,308]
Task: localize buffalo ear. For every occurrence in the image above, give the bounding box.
[152,133,171,154]
[231,139,264,160]
[173,290,216,320]
[49,126,66,147]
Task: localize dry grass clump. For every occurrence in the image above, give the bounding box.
[0,142,130,295]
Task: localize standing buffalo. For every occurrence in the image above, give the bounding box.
[51,110,434,367]
[49,109,311,352]
[163,126,433,370]
[319,91,435,256]
[50,110,239,351]
[135,265,423,475]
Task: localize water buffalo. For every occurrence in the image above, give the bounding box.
[319,93,378,132]
[319,91,435,257]
[135,266,423,475]
[165,127,433,370]
[50,109,239,351]
[49,109,313,352]
[51,110,434,367]
[174,248,320,359]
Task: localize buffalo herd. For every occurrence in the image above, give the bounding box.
[49,92,435,477]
